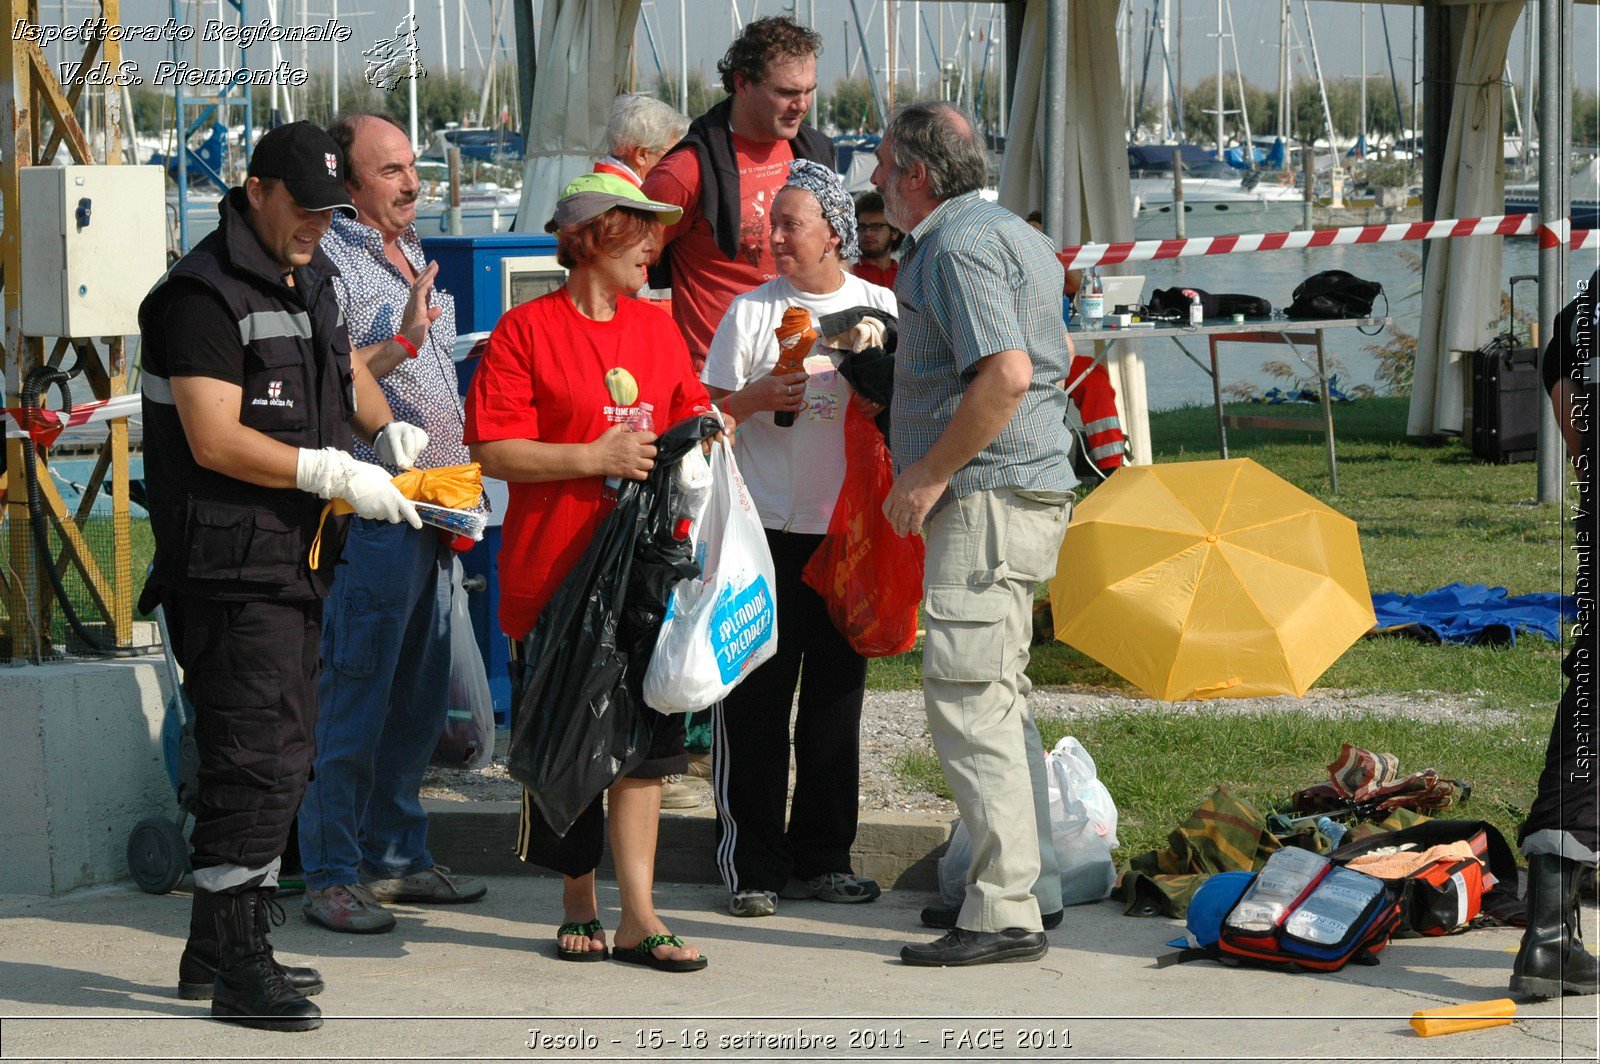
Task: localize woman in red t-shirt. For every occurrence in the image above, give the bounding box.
[464,174,712,973]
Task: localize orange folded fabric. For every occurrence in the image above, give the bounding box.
[1345,841,1477,880]
[309,463,483,567]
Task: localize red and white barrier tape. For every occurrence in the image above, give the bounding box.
[2,393,140,446]
[1060,213,1597,271]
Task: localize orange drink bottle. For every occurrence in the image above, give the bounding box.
[772,306,818,428]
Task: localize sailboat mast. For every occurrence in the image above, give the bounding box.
[408,0,419,146]
[1300,0,1338,172]
[1226,0,1253,166]
[1358,4,1366,155]
[439,0,449,75]
[1276,0,1288,150]
[888,0,896,114]
[332,0,340,114]
[1160,0,1171,141]
[914,1,921,93]
[1214,0,1224,159]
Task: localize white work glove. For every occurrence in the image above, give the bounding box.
[295,447,422,529]
[374,421,429,469]
[824,315,886,353]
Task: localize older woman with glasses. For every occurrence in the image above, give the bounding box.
[700,159,898,919]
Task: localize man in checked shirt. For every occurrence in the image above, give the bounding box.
[296,114,487,935]
[873,101,1078,967]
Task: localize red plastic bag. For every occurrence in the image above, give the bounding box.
[801,398,924,657]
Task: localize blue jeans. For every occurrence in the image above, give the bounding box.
[298,518,452,889]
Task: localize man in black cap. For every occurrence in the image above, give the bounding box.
[138,120,425,1031]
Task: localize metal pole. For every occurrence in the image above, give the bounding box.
[1044,0,1067,242]
[1173,155,1186,237]
[332,0,340,114]
[1536,0,1570,504]
[1301,142,1314,230]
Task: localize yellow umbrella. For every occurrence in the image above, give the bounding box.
[1050,458,1374,701]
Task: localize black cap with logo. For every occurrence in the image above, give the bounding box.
[247,121,357,218]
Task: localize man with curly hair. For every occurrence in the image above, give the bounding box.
[642,15,836,371]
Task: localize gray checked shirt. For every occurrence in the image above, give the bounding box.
[890,192,1077,505]
[321,213,469,473]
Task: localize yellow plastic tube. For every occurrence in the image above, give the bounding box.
[1410,999,1517,1037]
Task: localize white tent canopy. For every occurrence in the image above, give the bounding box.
[512,0,642,233]
[1408,0,1524,438]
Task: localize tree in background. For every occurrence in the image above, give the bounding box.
[1177,76,1410,151]
[654,69,722,120]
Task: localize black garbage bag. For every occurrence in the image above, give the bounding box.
[507,413,721,836]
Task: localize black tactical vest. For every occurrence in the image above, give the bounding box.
[138,188,356,603]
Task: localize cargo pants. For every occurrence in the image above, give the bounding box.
[921,487,1072,933]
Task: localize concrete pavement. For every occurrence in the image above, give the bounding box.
[1,875,1595,1062]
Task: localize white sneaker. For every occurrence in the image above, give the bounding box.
[728,890,777,918]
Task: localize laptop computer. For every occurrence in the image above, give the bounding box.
[1098,274,1145,315]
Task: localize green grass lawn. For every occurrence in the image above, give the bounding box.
[878,397,1576,855]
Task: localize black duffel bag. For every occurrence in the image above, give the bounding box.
[1147,287,1272,320]
[1286,270,1385,319]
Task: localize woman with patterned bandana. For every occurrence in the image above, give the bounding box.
[701,159,898,918]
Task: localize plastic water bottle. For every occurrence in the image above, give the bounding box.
[604,406,656,495]
[1316,816,1347,848]
[1081,268,1105,326]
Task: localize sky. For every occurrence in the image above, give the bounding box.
[67,1,1600,106]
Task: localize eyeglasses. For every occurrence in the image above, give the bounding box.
[858,222,893,233]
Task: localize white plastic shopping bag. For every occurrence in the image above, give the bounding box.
[643,439,778,712]
[432,558,496,771]
[938,818,972,907]
[1047,736,1120,905]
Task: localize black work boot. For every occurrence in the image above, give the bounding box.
[1511,853,1600,998]
[211,889,323,1031]
[179,889,324,1000]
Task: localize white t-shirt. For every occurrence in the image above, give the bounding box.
[702,273,898,534]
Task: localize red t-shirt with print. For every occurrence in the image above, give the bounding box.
[853,259,898,290]
[463,288,712,639]
[642,133,795,368]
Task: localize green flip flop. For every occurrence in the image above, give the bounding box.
[611,933,708,973]
[555,920,608,962]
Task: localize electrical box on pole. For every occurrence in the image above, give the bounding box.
[19,165,167,344]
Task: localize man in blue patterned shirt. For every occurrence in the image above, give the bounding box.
[297,113,486,934]
[873,101,1077,967]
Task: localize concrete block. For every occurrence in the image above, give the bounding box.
[423,799,954,892]
[0,658,175,895]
